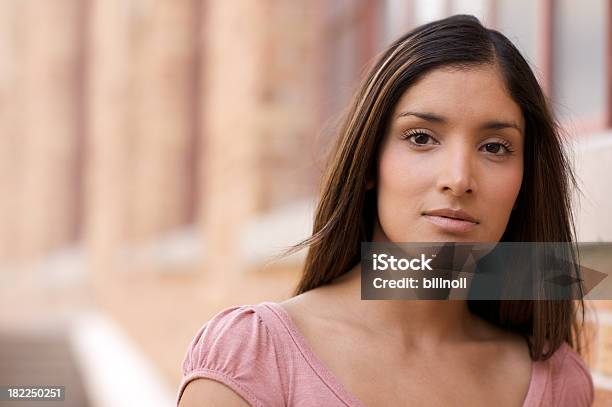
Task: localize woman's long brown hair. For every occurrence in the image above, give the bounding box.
[286,15,586,361]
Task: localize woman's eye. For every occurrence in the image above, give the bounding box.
[481,142,511,155]
[404,131,436,146]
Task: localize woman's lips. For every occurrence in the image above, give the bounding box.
[422,214,478,233]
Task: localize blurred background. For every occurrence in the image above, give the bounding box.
[1,0,612,406]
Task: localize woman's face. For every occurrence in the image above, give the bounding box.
[372,64,524,243]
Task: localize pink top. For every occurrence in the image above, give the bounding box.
[177,302,594,406]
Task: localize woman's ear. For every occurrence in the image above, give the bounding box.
[366,178,375,190]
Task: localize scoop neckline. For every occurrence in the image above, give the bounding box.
[259,301,547,407]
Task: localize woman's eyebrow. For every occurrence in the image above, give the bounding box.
[396,110,445,123]
[396,110,523,133]
[480,120,523,133]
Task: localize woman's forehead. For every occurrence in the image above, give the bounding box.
[392,64,525,131]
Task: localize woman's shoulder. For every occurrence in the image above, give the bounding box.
[178,303,288,407]
[543,342,594,406]
[182,304,266,366]
[181,302,291,375]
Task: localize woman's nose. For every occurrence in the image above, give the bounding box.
[435,145,477,196]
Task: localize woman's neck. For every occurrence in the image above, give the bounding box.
[324,263,500,348]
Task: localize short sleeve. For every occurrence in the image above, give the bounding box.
[555,346,595,407]
[176,305,286,407]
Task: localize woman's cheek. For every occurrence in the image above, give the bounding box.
[484,165,523,236]
[376,165,428,242]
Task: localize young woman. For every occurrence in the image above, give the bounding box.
[177,15,594,407]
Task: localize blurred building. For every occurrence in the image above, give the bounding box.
[0,0,611,406]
